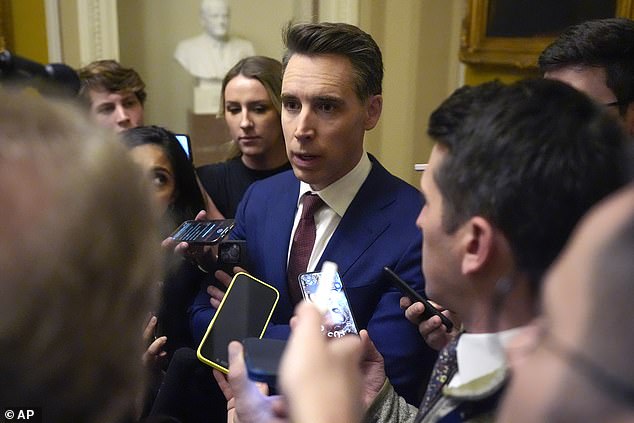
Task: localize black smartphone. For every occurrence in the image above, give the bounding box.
[298,270,358,338]
[243,337,287,387]
[382,266,454,332]
[217,240,248,274]
[197,272,280,373]
[170,219,235,245]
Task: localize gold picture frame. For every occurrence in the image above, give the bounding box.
[460,0,634,68]
[0,0,12,52]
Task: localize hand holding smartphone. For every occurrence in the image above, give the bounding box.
[243,337,287,387]
[197,272,279,373]
[383,267,454,332]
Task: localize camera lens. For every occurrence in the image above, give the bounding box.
[221,243,240,263]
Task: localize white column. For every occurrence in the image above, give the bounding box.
[44,0,62,62]
[76,0,119,65]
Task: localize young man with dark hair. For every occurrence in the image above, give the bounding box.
[78,59,146,132]
[539,17,634,136]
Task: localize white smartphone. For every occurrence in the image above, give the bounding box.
[298,270,358,337]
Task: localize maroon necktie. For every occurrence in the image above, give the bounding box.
[287,193,324,304]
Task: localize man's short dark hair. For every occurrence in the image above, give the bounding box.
[433,78,630,286]
[427,81,505,144]
[77,59,147,106]
[538,18,634,114]
[282,22,383,101]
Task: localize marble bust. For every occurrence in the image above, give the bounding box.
[174,0,254,114]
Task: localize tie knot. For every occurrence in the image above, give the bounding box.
[301,193,324,218]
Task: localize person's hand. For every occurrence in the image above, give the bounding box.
[400,297,460,351]
[142,315,167,369]
[213,342,288,423]
[280,302,363,423]
[358,330,387,409]
[208,266,248,308]
[287,314,387,410]
[160,210,218,271]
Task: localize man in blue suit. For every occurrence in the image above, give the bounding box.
[190,22,437,403]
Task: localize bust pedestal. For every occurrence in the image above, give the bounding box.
[188,110,231,166]
[193,80,222,115]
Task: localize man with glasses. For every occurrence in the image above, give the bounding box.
[539,17,634,136]
[497,185,634,422]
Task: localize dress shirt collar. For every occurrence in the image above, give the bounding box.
[297,152,371,217]
[450,327,524,387]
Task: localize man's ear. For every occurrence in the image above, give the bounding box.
[461,216,495,275]
[364,94,382,130]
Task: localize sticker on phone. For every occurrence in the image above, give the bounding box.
[298,270,358,338]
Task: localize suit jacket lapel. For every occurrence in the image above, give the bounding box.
[263,175,299,307]
[319,161,395,281]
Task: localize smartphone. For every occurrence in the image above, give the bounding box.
[217,240,248,274]
[382,266,454,332]
[170,219,235,245]
[197,272,280,373]
[298,270,358,338]
[243,337,287,387]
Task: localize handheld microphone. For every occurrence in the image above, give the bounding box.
[0,50,80,97]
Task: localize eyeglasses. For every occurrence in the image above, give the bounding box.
[487,278,634,406]
[537,327,634,406]
[604,100,621,108]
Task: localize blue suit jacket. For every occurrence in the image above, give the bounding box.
[191,156,437,404]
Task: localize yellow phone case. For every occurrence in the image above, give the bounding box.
[196,272,279,373]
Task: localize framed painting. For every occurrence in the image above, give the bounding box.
[460,0,634,68]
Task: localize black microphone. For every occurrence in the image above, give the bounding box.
[0,50,80,97]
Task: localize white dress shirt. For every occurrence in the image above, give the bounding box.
[448,327,524,387]
[287,152,372,272]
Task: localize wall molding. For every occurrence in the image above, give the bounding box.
[76,0,119,65]
[44,0,62,61]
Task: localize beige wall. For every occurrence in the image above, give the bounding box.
[68,0,464,187]
[58,0,81,66]
[360,0,463,186]
[118,0,297,139]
